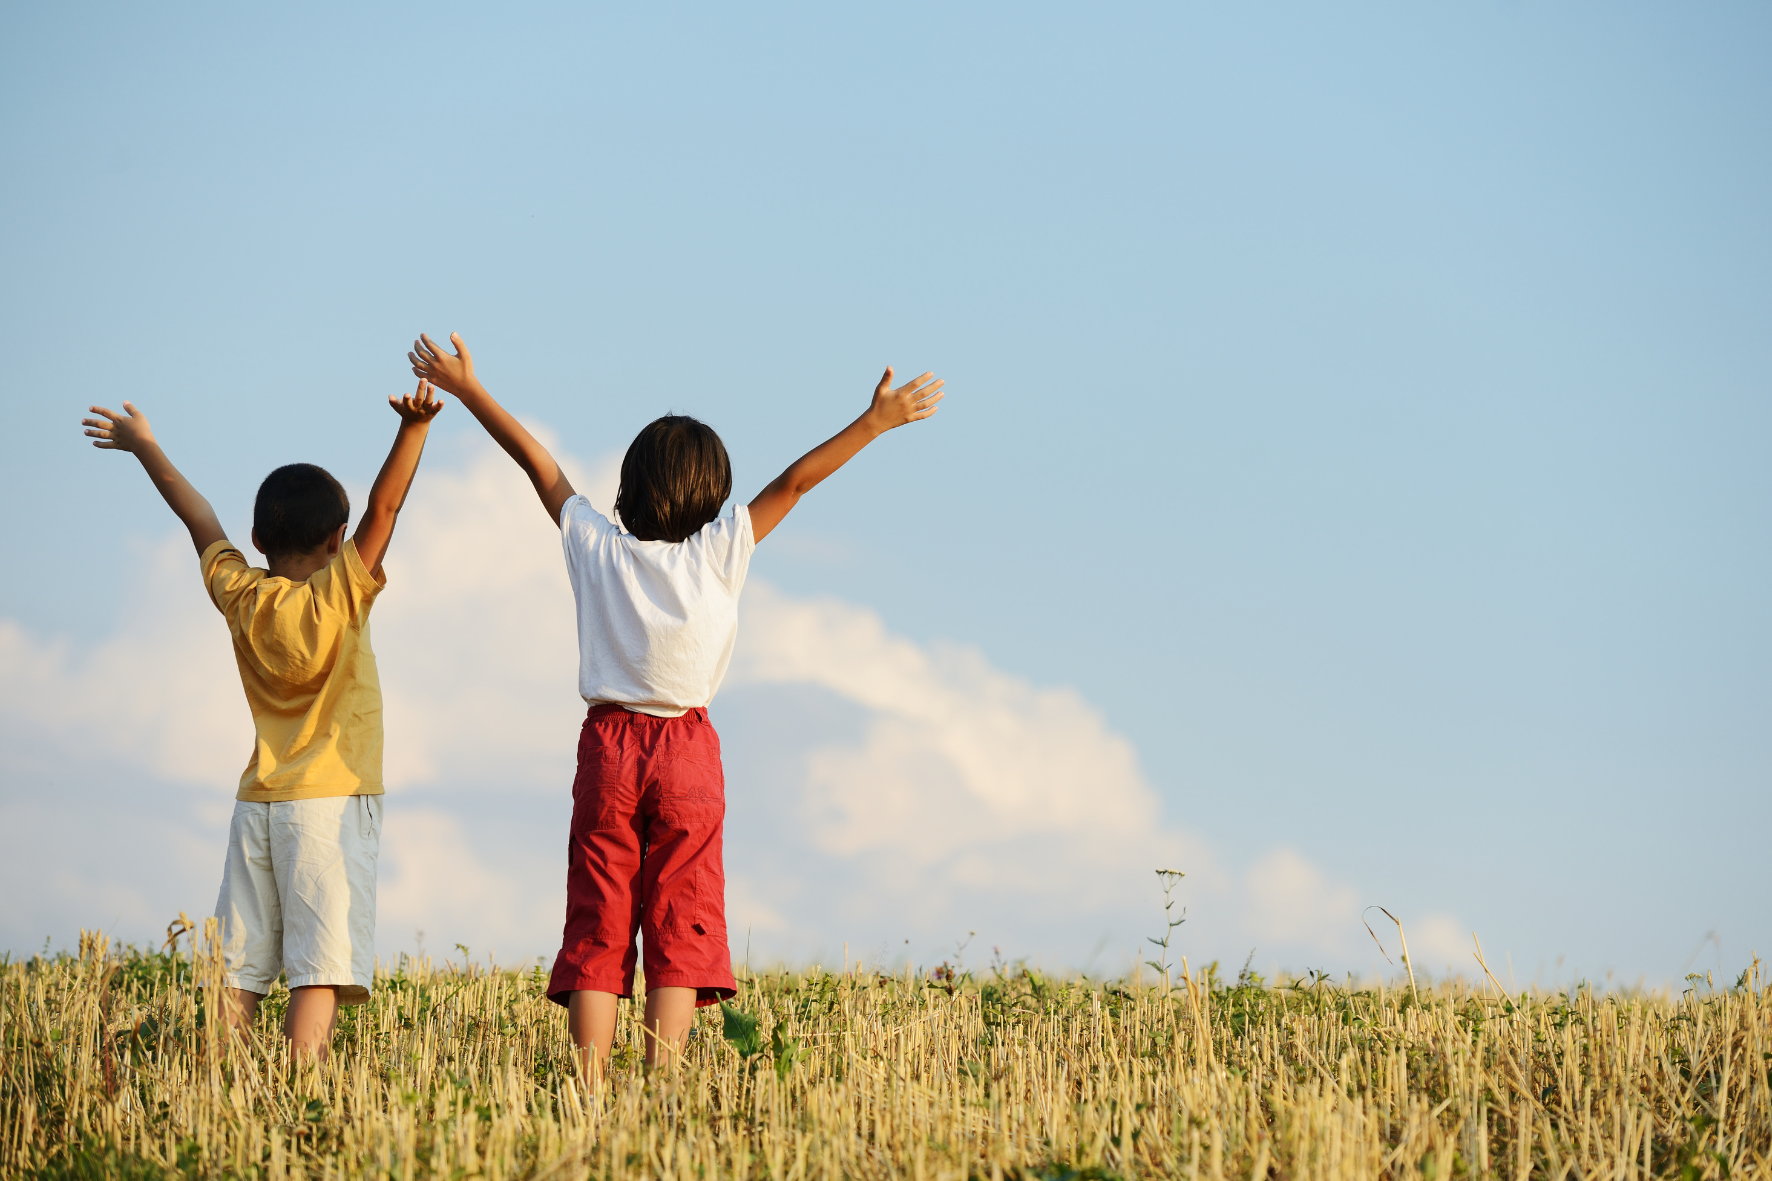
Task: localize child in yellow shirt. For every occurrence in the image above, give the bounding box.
[82,382,443,1057]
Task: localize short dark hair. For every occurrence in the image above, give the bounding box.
[254,463,350,559]
[615,415,732,543]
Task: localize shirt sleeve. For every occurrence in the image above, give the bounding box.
[559,495,615,580]
[711,503,756,590]
[201,540,257,616]
[310,539,385,624]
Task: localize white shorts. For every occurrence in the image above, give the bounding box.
[214,795,381,1006]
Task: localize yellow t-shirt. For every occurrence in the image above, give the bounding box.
[201,538,386,802]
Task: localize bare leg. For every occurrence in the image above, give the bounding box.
[642,986,697,1071]
[223,988,264,1043]
[285,985,340,1060]
[568,990,620,1084]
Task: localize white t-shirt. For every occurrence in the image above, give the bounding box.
[559,495,756,717]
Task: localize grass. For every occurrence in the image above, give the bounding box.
[1,927,1767,1179]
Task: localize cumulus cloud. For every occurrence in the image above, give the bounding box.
[377,807,557,962]
[366,430,614,793]
[1399,913,1478,979]
[0,539,248,792]
[724,586,1216,944]
[0,434,1457,975]
[1242,848,1371,950]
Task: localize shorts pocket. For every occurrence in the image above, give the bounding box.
[648,799,723,932]
[655,754,724,802]
[656,862,702,932]
[575,748,641,822]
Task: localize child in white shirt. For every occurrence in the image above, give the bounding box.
[408,332,943,1075]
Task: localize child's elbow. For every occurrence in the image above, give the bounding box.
[364,500,402,527]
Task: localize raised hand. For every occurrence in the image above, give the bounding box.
[82,402,158,453]
[408,333,479,397]
[401,331,578,526]
[390,379,446,426]
[861,368,944,433]
[357,381,444,577]
[81,400,227,554]
[747,365,950,543]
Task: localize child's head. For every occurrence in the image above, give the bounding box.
[615,415,732,542]
[253,463,350,559]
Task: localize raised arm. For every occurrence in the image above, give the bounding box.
[82,402,229,556]
[748,367,944,543]
[409,332,577,526]
[353,380,445,578]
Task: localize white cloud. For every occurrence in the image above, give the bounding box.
[1242,848,1362,952]
[365,430,615,793]
[727,586,1219,930]
[0,793,219,945]
[1402,913,1477,979]
[377,807,558,964]
[737,587,1163,840]
[0,538,248,791]
[0,435,1453,975]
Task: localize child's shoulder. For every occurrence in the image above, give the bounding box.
[204,541,379,623]
[317,539,383,596]
[700,502,754,549]
[201,538,261,593]
[201,537,247,568]
[280,543,382,622]
[560,496,632,555]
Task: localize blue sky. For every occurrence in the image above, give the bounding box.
[2,3,1767,986]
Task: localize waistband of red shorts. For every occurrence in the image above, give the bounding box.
[586,703,709,724]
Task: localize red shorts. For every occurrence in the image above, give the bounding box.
[547,704,735,1007]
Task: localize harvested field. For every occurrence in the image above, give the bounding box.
[2,928,1766,1179]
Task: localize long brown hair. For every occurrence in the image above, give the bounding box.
[614,415,732,542]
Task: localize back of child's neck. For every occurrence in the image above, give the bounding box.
[266,546,336,582]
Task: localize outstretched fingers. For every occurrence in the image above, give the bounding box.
[894,372,938,397]
[909,388,944,419]
[419,333,465,362]
[82,404,125,448]
[868,369,946,428]
[896,375,943,415]
[390,379,445,421]
[410,333,446,367]
[415,379,444,416]
[409,333,471,388]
